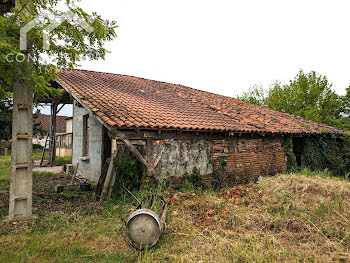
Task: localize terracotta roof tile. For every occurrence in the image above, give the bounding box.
[35,115,67,134]
[57,69,345,135]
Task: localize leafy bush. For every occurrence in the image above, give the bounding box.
[33,144,44,149]
[180,167,205,191]
[55,156,72,166]
[296,135,350,178]
[111,153,143,199]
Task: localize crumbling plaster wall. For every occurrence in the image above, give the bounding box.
[152,139,213,180]
[72,102,103,182]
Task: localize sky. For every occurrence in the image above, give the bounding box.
[41,0,350,116]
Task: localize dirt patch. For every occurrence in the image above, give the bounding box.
[222,184,263,205]
[0,173,98,235]
[189,199,229,229]
[168,184,264,230]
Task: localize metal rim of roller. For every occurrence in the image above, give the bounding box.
[126,209,163,249]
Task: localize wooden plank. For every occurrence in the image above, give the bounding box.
[112,129,248,140]
[95,158,110,196]
[107,164,117,199]
[154,147,165,169]
[100,149,118,202]
[116,140,146,145]
[70,163,79,185]
[144,132,156,138]
[146,139,154,176]
[100,158,114,202]
[107,142,118,199]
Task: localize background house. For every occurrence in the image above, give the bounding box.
[33,115,73,157]
[55,117,73,157]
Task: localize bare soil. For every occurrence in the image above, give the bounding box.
[0,172,98,235]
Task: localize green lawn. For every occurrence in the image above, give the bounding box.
[0,154,72,181]
[0,170,349,262]
[0,156,11,181]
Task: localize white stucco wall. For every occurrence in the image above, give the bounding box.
[153,139,213,180]
[72,102,104,182]
[66,118,73,134]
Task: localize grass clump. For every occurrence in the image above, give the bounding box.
[55,156,72,166]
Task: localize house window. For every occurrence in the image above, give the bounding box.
[83,114,89,156]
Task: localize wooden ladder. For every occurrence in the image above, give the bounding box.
[40,134,55,166]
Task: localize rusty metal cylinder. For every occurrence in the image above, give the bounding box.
[126,209,164,249]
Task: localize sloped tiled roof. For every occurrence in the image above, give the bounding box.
[57,69,344,135]
[35,115,68,134]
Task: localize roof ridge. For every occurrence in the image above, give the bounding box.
[64,68,245,101]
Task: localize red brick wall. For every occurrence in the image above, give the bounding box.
[212,135,286,183]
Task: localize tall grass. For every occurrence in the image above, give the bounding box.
[1,173,348,262]
[289,167,333,178]
[0,156,11,181]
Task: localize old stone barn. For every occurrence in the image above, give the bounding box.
[54,69,344,185]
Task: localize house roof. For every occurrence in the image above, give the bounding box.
[35,115,68,134]
[57,69,344,135]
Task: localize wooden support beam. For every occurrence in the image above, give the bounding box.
[146,139,154,176]
[121,138,148,167]
[69,163,79,185]
[56,103,66,114]
[154,147,166,169]
[100,144,117,202]
[95,158,111,197]
[100,157,115,202]
[116,140,145,145]
[107,139,117,199]
[49,102,58,166]
[144,132,156,138]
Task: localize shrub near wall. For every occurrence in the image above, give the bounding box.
[295,135,350,177]
[111,153,143,199]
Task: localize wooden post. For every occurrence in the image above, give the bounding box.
[49,102,58,166]
[146,139,154,177]
[106,139,117,198]
[100,139,117,201]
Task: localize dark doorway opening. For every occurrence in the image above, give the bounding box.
[292,137,303,167]
[102,127,111,167]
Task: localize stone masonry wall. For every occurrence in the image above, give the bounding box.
[212,135,286,183]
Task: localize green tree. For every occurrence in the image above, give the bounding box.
[0,95,57,140]
[239,70,344,128]
[0,0,117,147]
[238,84,266,107]
[0,0,117,100]
[0,97,12,141]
